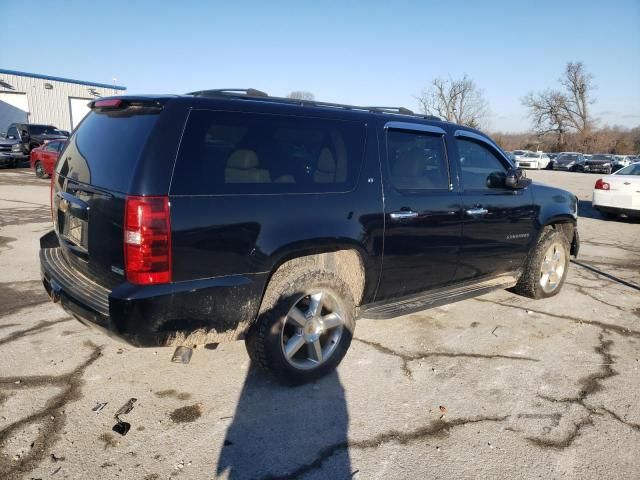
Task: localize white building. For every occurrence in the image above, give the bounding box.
[0,69,126,133]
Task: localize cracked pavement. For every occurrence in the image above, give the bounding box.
[1,169,639,479]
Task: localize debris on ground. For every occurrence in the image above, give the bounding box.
[114,398,137,417]
[112,397,138,436]
[112,421,131,436]
[92,402,108,413]
[171,346,193,364]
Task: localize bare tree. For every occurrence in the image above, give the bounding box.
[287,90,315,101]
[523,61,596,149]
[416,75,488,128]
[522,89,570,148]
[560,62,595,134]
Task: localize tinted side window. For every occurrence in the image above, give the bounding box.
[386,129,449,191]
[456,138,508,190]
[7,126,18,138]
[171,110,366,195]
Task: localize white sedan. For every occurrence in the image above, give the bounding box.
[517,151,551,170]
[592,162,640,219]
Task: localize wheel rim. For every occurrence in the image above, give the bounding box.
[36,163,43,176]
[280,290,345,370]
[539,242,566,293]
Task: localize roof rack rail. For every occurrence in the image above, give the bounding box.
[366,106,415,115]
[186,88,445,122]
[187,88,269,98]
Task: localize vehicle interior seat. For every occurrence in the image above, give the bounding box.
[392,148,425,189]
[225,149,271,183]
[314,148,337,183]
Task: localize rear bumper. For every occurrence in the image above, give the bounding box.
[40,234,267,347]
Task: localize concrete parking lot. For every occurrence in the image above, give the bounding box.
[0,168,638,480]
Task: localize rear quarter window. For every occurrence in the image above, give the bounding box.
[170,110,366,195]
[55,111,160,193]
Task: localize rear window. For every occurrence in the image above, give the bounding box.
[55,111,160,192]
[170,110,366,195]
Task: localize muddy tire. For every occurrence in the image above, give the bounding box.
[35,161,46,178]
[513,228,570,299]
[245,270,355,385]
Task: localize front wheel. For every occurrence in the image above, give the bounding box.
[34,161,46,178]
[245,270,355,385]
[513,228,570,299]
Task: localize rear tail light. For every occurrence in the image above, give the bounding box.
[124,196,172,285]
[594,179,610,190]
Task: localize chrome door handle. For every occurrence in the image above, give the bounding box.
[465,207,488,217]
[389,210,419,221]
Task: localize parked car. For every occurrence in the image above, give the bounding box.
[612,155,633,172]
[512,149,530,166]
[584,154,616,174]
[546,153,558,169]
[30,139,66,178]
[592,162,640,219]
[517,151,551,170]
[39,90,580,384]
[553,152,586,172]
[2,123,68,167]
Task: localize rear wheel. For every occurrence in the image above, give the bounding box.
[514,228,570,299]
[35,161,46,178]
[245,270,355,385]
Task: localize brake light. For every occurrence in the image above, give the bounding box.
[594,179,610,190]
[124,196,172,285]
[92,98,124,109]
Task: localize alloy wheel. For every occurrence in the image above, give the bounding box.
[539,242,566,293]
[280,290,345,370]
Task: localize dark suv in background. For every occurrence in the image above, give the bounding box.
[0,123,68,168]
[40,90,579,384]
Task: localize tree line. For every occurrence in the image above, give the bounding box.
[288,61,639,155]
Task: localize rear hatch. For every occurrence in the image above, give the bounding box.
[52,97,185,289]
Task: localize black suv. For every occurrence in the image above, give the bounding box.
[40,90,580,384]
[1,123,68,167]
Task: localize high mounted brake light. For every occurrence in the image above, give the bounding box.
[124,196,172,285]
[91,98,124,109]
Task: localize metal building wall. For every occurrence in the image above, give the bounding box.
[0,70,125,131]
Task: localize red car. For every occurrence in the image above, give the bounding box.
[30,140,66,178]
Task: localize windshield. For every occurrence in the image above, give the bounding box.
[615,163,640,176]
[590,154,613,161]
[28,125,59,135]
[524,152,539,157]
[559,154,579,161]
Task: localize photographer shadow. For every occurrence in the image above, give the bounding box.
[216,367,351,479]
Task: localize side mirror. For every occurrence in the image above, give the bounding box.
[505,167,532,189]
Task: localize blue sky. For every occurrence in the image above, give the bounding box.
[1,0,639,132]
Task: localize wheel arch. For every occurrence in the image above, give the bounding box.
[536,215,579,257]
[262,240,369,311]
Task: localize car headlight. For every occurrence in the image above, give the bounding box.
[11,144,21,152]
[602,163,610,167]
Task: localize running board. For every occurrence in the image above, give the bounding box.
[360,274,519,319]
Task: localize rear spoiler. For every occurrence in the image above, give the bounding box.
[88,97,164,115]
